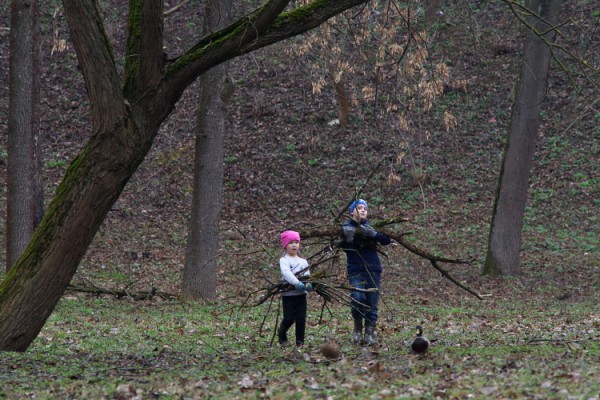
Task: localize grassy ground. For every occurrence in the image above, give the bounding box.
[1,269,597,399]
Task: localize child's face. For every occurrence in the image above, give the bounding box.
[352,204,368,221]
[285,240,300,256]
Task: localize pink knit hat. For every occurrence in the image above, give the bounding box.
[280,230,301,249]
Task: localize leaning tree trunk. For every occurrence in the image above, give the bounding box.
[7,0,43,271]
[181,0,233,302]
[0,0,159,352]
[0,0,373,352]
[483,0,561,276]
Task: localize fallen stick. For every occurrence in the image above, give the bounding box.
[164,0,191,16]
[67,284,177,300]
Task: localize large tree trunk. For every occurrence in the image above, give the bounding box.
[483,0,561,276]
[0,0,372,352]
[6,0,43,271]
[181,0,233,302]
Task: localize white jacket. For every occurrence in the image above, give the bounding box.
[279,254,310,297]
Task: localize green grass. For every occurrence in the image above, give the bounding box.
[1,294,597,399]
[44,159,68,169]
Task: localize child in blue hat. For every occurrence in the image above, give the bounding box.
[341,199,391,345]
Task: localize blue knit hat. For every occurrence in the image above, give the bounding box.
[349,199,368,213]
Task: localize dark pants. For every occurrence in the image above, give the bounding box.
[348,270,381,325]
[278,294,307,345]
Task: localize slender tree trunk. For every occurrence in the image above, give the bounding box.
[483,0,561,276]
[332,31,351,127]
[181,0,233,302]
[335,80,349,126]
[7,0,43,271]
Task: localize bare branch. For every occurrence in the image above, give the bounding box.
[164,0,191,17]
[160,0,372,106]
[502,0,599,90]
[67,284,177,300]
[63,0,124,126]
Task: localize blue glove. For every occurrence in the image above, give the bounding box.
[305,283,313,292]
[361,223,377,238]
[294,282,305,291]
[343,225,355,242]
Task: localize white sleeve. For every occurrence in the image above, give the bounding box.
[280,257,301,286]
[301,259,310,277]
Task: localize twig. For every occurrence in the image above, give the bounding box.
[195,337,237,361]
[379,228,472,265]
[378,229,482,300]
[430,260,483,300]
[335,158,387,221]
[66,284,176,300]
[259,295,274,336]
[526,338,588,344]
[164,0,191,17]
[525,337,590,351]
[318,301,335,324]
[270,299,281,347]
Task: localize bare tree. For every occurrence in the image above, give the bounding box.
[6,0,43,271]
[0,0,374,352]
[483,0,561,276]
[181,0,233,302]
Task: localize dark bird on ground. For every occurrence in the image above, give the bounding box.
[410,325,430,355]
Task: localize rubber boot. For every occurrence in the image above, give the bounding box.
[364,323,376,346]
[351,316,363,344]
[277,325,289,346]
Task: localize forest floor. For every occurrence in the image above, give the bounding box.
[0,0,598,398]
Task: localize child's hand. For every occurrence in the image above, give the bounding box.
[294,282,305,290]
[305,283,313,292]
[361,224,377,238]
[343,225,355,242]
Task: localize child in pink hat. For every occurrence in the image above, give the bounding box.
[278,230,312,347]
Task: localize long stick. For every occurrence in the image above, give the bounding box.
[379,229,472,265]
[379,229,482,300]
[297,224,482,300]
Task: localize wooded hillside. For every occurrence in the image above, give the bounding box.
[0,0,597,299]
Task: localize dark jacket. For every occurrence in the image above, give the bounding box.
[341,219,391,274]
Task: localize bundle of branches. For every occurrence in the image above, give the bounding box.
[249,256,378,341]
[252,267,376,308]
